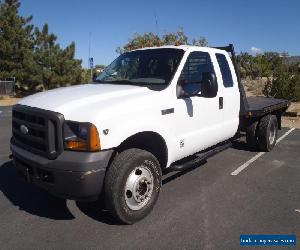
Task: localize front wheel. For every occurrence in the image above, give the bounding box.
[104,148,161,224]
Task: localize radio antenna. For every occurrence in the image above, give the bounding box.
[154,10,159,36]
[88,32,93,82]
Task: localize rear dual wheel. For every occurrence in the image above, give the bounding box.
[246,115,278,152]
[257,115,278,151]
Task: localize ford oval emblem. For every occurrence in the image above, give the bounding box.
[20,124,29,135]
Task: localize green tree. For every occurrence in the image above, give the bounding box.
[53,41,82,87]
[236,50,300,101]
[116,29,208,54]
[0,0,38,89]
[236,52,254,78]
[263,72,300,101]
[0,0,84,94]
[192,36,209,47]
[162,28,188,45]
[237,52,285,79]
[116,32,162,54]
[33,24,83,90]
[33,23,58,90]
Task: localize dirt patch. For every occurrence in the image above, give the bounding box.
[243,77,268,97]
[0,96,20,106]
[288,102,300,113]
[283,102,300,129]
[282,116,300,129]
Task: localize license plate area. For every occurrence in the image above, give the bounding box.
[14,157,54,184]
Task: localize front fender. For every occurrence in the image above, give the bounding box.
[98,117,176,167]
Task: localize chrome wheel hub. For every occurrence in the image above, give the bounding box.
[124,166,154,210]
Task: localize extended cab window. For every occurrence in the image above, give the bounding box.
[216,53,234,87]
[178,51,215,96]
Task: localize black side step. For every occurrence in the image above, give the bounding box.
[167,141,232,172]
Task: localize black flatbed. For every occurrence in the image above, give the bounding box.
[244,96,290,117]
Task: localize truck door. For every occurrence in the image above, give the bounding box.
[173,51,225,161]
[215,53,240,139]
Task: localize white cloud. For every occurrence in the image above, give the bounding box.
[251,46,263,54]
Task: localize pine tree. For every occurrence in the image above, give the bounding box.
[0,0,83,93]
[0,0,38,91]
[34,24,82,90]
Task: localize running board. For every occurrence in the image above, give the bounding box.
[168,141,232,172]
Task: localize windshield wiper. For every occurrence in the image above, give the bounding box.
[94,79,166,86]
[93,79,151,86]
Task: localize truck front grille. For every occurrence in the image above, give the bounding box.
[11,105,64,159]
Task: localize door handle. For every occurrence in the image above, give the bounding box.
[219,97,223,109]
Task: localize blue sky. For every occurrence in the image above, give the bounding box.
[20,0,300,68]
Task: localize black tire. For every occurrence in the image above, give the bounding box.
[104,148,161,224]
[246,121,259,150]
[257,115,278,152]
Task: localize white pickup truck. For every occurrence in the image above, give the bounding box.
[11,44,289,224]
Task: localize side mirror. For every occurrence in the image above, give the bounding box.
[201,72,218,98]
[176,81,201,98]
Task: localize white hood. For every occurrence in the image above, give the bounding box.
[18,83,159,121]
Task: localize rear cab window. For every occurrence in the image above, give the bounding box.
[216,53,234,87]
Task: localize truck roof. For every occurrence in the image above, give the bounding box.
[132,45,226,54]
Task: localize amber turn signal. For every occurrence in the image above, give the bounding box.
[89,124,101,151]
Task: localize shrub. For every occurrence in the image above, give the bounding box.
[263,72,300,101]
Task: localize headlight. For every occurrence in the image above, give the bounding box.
[63,121,101,151]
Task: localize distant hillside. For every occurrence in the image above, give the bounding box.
[285,56,300,64]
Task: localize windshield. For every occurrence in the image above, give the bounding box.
[95,48,184,86]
